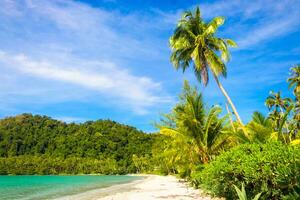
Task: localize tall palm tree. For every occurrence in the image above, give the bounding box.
[158,81,230,164]
[169,6,243,126]
[288,64,300,99]
[288,65,300,133]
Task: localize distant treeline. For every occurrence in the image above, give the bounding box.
[0,114,157,175]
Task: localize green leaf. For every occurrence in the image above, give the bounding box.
[205,16,225,35]
[252,192,262,200]
[226,39,237,47]
[233,184,247,200]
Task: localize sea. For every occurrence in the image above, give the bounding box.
[0,175,142,200]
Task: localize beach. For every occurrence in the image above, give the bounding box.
[97,175,219,200]
[59,175,220,200]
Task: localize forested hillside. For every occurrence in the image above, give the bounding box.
[0,113,156,175]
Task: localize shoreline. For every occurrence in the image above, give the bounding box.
[55,176,146,200]
[56,175,221,200]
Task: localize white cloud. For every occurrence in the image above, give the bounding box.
[0,51,171,114]
[24,0,110,31]
[234,0,300,49]
[237,17,300,49]
[0,0,168,61]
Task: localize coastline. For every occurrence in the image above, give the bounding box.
[55,176,145,200]
[56,175,221,200]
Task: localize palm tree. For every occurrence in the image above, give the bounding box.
[267,110,282,131]
[158,81,230,164]
[265,91,292,113]
[169,6,243,126]
[265,91,294,143]
[288,64,300,99]
[287,65,300,133]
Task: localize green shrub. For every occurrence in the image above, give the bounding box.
[196,142,300,199]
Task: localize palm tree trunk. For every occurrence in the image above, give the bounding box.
[226,103,236,132]
[213,74,244,126]
[279,107,289,144]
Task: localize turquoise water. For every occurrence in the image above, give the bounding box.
[0,175,142,200]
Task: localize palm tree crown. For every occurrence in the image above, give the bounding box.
[265,91,292,113]
[170,7,236,86]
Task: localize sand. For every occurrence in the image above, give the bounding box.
[56,175,221,200]
[96,175,219,200]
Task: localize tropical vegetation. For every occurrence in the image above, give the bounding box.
[157,81,230,165]
[151,5,300,200]
[0,114,158,175]
[196,142,300,199]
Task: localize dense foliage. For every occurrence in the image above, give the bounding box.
[0,114,156,174]
[195,142,300,199]
[158,81,230,167]
[0,156,118,175]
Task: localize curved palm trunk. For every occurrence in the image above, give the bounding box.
[226,103,236,132]
[213,74,244,127]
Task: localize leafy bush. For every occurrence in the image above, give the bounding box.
[196,142,300,199]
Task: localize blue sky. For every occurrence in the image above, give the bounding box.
[0,0,299,132]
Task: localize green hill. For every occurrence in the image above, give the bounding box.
[0,113,156,175]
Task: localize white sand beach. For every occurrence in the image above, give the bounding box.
[98,175,219,200]
[97,175,220,200]
[56,175,221,200]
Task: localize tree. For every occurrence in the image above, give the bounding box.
[288,64,300,127]
[265,91,292,129]
[288,64,300,99]
[265,91,297,144]
[265,91,292,113]
[169,6,243,126]
[158,81,230,164]
[287,65,300,140]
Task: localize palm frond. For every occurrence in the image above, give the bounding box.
[225,39,237,47]
[204,49,227,77]
[205,16,225,35]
